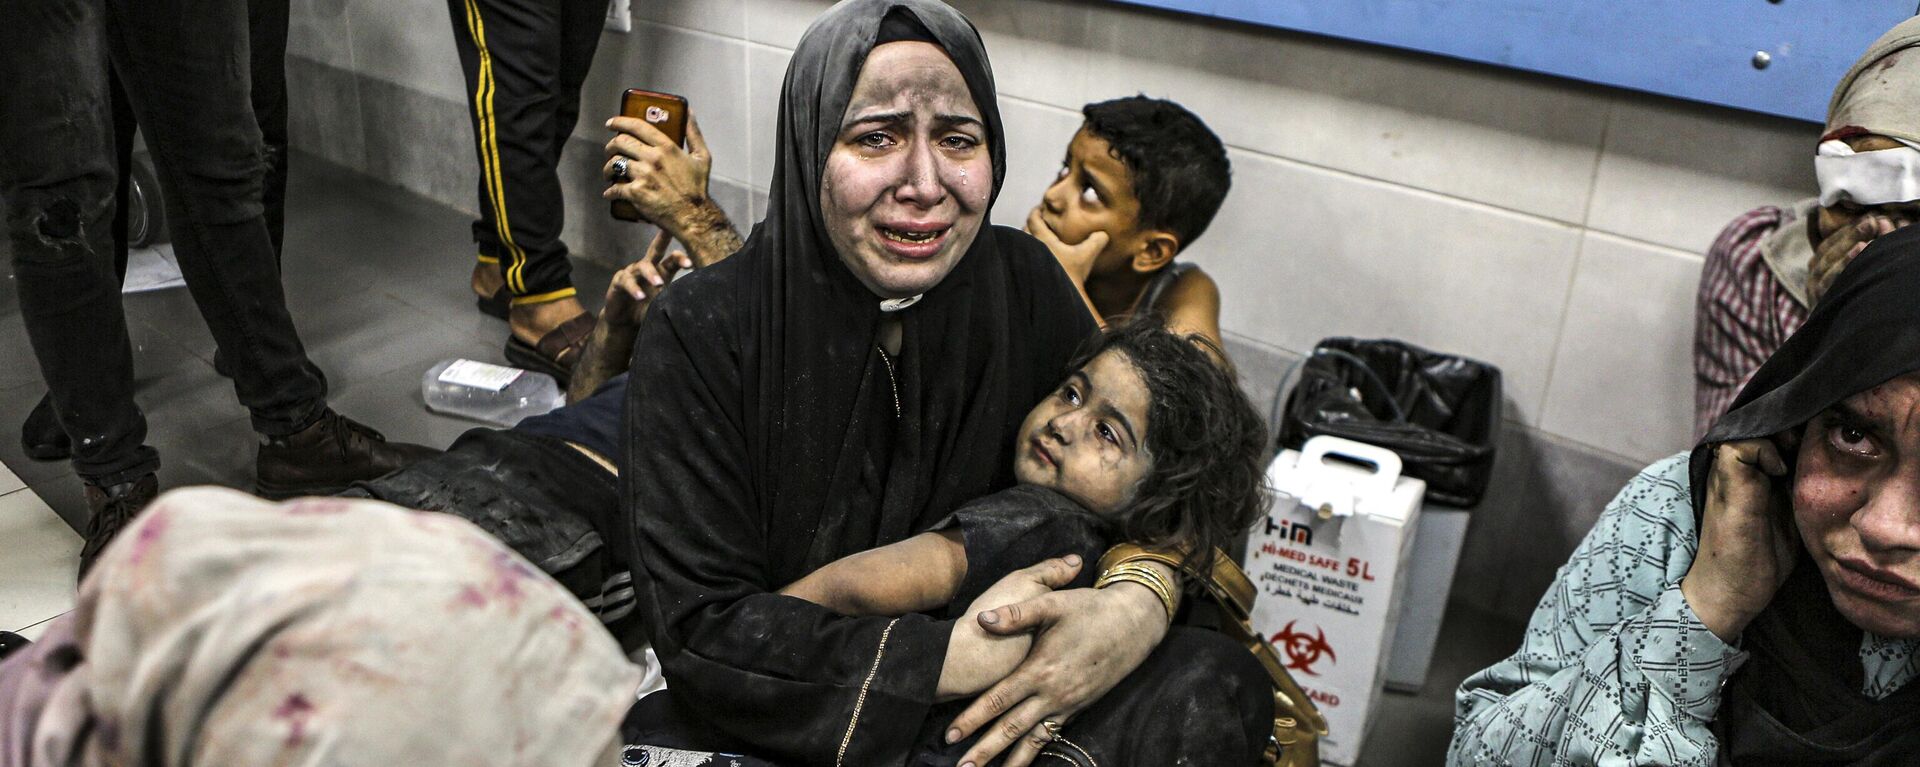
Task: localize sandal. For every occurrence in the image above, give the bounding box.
[504,312,596,388]
[475,284,510,320]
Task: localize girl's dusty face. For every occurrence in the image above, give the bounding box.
[1792,371,1920,638]
[820,41,994,300]
[1014,349,1153,516]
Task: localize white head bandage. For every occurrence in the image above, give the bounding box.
[1815,137,1920,207]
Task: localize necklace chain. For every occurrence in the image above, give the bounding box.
[876,346,900,419]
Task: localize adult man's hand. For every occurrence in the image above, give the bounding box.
[602,230,692,329]
[1681,437,1799,641]
[1025,206,1107,284]
[944,581,1168,767]
[603,115,714,230]
[1810,210,1913,305]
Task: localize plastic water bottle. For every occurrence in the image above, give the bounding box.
[422,358,564,427]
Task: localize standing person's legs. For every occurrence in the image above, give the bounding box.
[18,67,141,464]
[552,0,610,163]
[102,0,329,437]
[101,0,437,498]
[249,0,291,261]
[448,0,594,381]
[0,0,161,568]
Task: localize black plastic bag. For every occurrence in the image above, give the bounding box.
[1276,338,1502,508]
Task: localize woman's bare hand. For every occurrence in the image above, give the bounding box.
[1681,437,1799,641]
[937,556,1083,701]
[944,582,1168,767]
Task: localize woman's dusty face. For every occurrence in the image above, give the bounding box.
[1793,371,1920,638]
[821,41,993,299]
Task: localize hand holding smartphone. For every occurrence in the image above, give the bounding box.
[610,88,689,222]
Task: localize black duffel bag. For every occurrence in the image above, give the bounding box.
[1275,338,1502,508]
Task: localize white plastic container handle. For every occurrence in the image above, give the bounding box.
[1299,435,1404,496]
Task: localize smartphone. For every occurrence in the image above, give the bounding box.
[611,88,690,222]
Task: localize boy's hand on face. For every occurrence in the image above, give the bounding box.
[1026,206,1108,283]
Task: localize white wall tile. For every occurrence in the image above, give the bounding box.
[991,97,1085,227]
[945,0,1092,108]
[1079,3,1610,224]
[746,45,792,192]
[1587,99,1816,254]
[584,22,754,189]
[343,0,468,103]
[1203,150,1583,426]
[629,0,747,39]
[287,0,356,70]
[743,0,832,49]
[1539,233,1702,462]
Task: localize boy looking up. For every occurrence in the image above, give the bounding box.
[1025,96,1233,349]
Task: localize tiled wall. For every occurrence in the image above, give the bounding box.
[283,0,1820,622]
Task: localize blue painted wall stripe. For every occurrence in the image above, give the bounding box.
[1109,0,1917,123]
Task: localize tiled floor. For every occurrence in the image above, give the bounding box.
[0,154,1518,765]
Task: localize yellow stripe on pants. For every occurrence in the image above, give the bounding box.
[460,0,531,294]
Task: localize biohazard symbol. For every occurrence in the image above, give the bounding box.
[1272,620,1336,676]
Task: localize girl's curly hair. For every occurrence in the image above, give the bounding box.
[1066,319,1270,574]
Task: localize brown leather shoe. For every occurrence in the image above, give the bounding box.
[79,473,159,579]
[255,410,440,499]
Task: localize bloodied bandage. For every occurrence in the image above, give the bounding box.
[1816,138,1920,207]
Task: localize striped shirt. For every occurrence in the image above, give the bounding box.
[1693,206,1810,441]
[1448,455,1919,766]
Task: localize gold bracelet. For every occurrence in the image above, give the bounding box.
[1096,571,1172,620]
[1112,561,1175,601]
[1096,563,1176,621]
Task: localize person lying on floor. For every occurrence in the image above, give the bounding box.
[0,486,641,766]
[342,227,729,632]
[1450,226,1920,765]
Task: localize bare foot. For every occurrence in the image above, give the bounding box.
[509,296,590,345]
[472,262,504,300]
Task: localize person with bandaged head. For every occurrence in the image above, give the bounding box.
[1695,16,1920,440]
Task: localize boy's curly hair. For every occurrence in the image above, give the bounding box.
[1067,319,1269,574]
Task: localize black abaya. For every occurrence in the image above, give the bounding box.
[619,1,1097,763]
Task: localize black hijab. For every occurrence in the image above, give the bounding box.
[1693,225,1920,764]
[620,1,1096,762]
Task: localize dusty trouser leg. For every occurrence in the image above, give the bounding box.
[0,0,159,486]
[102,0,329,438]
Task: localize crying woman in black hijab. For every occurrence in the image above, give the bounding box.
[613,2,1259,766]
